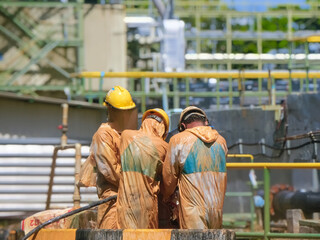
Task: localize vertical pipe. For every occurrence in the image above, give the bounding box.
[250,193,255,232]
[129,77,135,93]
[141,77,146,113]
[161,82,168,112]
[186,77,190,107]
[228,77,232,108]
[61,103,68,146]
[313,78,317,93]
[271,77,275,106]
[239,138,243,154]
[257,13,262,105]
[76,0,84,73]
[195,8,201,70]
[173,77,179,109]
[216,78,220,109]
[46,147,59,210]
[73,143,82,208]
[287,140,291,155]
[226,14,232,70]
[264,168,270,240]
[261,138,266,155]
[288,42,293,93]
[305,41,309,92]
[268,70,271,105]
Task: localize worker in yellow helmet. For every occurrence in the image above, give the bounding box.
[161,106,228,229]
[86,86,137,229]
[116,108,169,229]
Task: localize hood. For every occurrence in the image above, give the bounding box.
[185,126,219,144]
[140,118,166,139]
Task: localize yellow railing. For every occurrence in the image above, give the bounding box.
[71,71,320,79]
[70,70,320,112]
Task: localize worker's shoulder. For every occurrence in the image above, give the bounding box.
[121,129,138,138]
[169,130,195,143]
[151,136,169,148]
[93,123,119,140]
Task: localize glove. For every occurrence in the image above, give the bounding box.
[254,195,265,208]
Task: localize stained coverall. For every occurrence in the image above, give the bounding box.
[162,126,228,229]
[116,118,168,229]
[89,122,121,229]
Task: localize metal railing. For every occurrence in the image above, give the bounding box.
[70,71,320,112]
[227,154,255,232]
[228,162,320,239]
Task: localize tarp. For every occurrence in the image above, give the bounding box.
[116,119,168,229]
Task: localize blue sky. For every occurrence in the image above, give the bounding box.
[223,0,309,12]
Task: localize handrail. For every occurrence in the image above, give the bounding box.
[70,71,320,79]
[227,154,254,162]
[227,162,320,168]
[70,70,320,112]
[228,162,320,239]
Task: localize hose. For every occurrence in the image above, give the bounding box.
[22,195,117,240]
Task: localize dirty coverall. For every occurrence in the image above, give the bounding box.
[116,118,168,229]
[162,126,228,229]
[89,123,121,229]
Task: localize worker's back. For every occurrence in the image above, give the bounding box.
[117,118,168,229]
[163,126,227,229]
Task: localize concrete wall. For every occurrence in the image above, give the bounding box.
[287,93,320,191]
[1,93,319,214]
[0,94,106,144]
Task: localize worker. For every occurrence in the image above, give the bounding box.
[161,106,228,229]
[88,86,137,229]
[116,108,169,229]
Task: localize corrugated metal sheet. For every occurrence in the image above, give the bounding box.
[0,144,98,218]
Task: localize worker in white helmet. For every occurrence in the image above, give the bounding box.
[85,86,137,229]
[116,108,169,229]
[161,106,228,229]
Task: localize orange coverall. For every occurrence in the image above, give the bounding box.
[116,118,168,229]
[162,126,228,229]
[89,123,121,229]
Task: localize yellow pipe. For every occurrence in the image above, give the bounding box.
[227,162,320,169]
[227,154,254,162]
[70,71,320,79]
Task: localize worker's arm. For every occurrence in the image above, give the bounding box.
[217,135,228,157]
[161,137,181,202]
[91,126,121,187]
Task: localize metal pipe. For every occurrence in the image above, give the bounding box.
[0,153,88,158]
[70,71,320,79]
[61,103,69,146]
[264,168,270,240]
[0,138,90,145]
[227,162,320,169]
[46,147,58,209]
[236,232,320,239]
[73,143,81,208]
[46,104,83,209]
[46,144,81,210]
[227,154,254,162]
[273,190,320,220]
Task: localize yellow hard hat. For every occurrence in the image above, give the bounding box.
[142,108,170,139]
[104,86,136,110]
[178,106,208,132]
